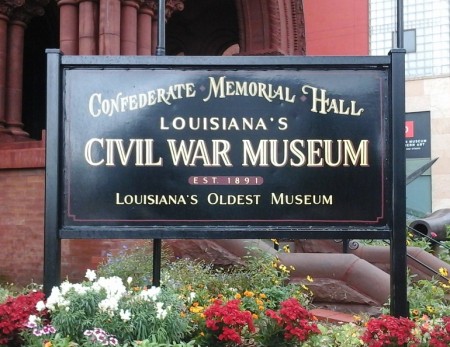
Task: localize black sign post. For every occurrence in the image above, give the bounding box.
[390,48,408,317]
[44,49,62,297]
[45,51,407,317]
[152,0,166,288]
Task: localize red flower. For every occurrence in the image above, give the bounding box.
[0,291,47,345]
[361,314,417,347]
[264,298,320,343]
[265,309,283,325]
[218,326,241,344]
[203,299,255,345]
[428,316,450,347]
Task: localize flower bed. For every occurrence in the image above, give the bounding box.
[0,245,449,346]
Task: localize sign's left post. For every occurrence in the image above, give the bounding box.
[44,49,62,297]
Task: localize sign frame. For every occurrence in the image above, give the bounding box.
[47,53,400,240]
[44,49,406,316]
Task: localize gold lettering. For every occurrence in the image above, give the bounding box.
[242,139,369,167]
[301,85,364,117]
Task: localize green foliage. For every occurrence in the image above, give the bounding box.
[21,332,76,347]
[161,257,216,309]
[436,242,450,263]
[406,230,433,252]
[21,332,200,347]
[123,337,199,347]
[434,226,450,263]
[161,246,312,312]
[407,277,450,319]
[96,242,172,287]
[303,323,364,347]
[50,287,105,340]
[382,271,450,319]
[0,286,11,304]
[232,246,291,290]
[0,282,41,304]
[357,229,434,251]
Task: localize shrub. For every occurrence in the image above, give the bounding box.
[303,322,365,347]
[97,241,172,287]
[42,271,190,345]
[0,290,47,346]
[256,298,320,346]
[161,247,312,314]
[197,299,255,346]
[408,277,450,319]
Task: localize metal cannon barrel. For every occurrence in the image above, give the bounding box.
[410,209,450,241]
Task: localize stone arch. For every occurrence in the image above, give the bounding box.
[165,0,305,56]
[235,0,306,56]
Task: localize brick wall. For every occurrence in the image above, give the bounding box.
[0,165,139,286]
[0,168,45,285]
[303,0,369,55]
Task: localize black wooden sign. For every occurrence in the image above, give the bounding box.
[45,53,406,241]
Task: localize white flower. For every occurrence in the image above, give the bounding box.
[85,328,118,346]
[33,328,43,336]
[35,300,46,312]
[127,277,133,285]
[119,309,132,321]
[72,283,89,295]
[140,286,161,301]
[26,315,39,328]
[85,269,97,282]
[93,276,126,300]
[188,292,196,302]
[60,281,74,295]
[156,309,167,320]
[46,286,70,311]
[156,302,167,320]
[98,297,119,316]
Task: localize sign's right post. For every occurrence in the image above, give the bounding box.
[389,48,408,317]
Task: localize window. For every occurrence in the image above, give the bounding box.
[392,29,416,52]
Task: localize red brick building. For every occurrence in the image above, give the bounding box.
[0,0,369,285]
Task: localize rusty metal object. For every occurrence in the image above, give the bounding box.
[410,208,450,240]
